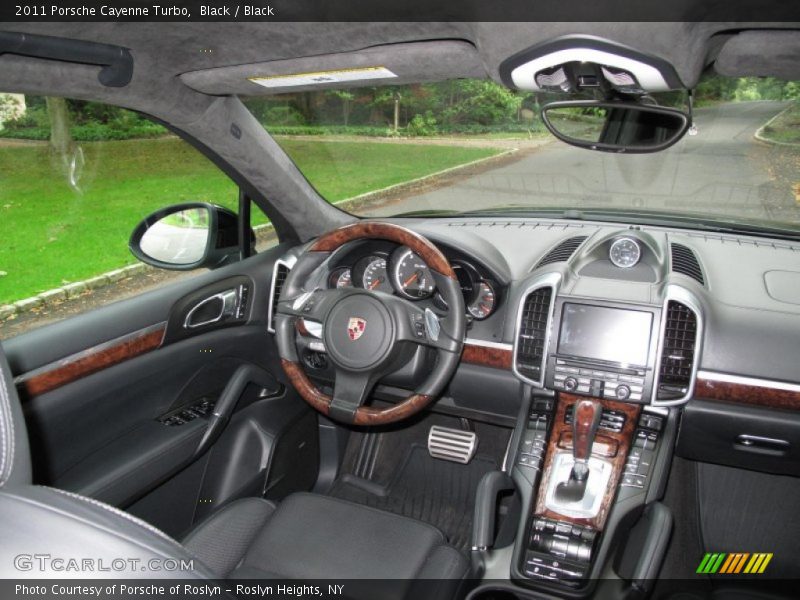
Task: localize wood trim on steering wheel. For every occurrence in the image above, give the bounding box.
[309,221,457,279]
[281,359,434,426]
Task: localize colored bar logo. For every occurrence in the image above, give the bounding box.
[696,553,773,574]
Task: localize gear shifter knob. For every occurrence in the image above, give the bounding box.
[572,399,602,463]
[554,400,605,504]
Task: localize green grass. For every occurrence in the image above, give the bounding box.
[0,137,499,303]
[760,102,800,145]
[279,139,498,201]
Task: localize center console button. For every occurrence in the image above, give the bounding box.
[576,542,593,562]
[555,522,572,535]
[550,537,569,558]
[580,528,597,543]
[563,376,579,391]
[615,384,631,400]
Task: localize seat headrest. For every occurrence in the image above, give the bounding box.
[0,343,32,488]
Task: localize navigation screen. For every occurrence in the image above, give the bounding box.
[558,304,653,366]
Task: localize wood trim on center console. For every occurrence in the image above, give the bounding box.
[534,393,641,531]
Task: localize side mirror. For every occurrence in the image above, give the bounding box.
[541,100,690,153]
[129,203,240,270]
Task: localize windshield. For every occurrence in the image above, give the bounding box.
[244,75,799,232]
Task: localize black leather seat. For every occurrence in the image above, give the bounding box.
[0,345,467,597]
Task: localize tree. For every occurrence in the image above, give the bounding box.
[328,90,355,126]
[0,93,26,128]
[45,97,74,156]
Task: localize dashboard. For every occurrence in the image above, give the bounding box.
[273,215,800,418]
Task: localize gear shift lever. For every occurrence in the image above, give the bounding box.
[555,400,602,503]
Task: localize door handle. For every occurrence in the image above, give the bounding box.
[735,434,790,455]
[184,287,241,329]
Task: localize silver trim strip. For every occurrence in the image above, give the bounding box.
[464,337,513,351]
[697,370,800,394]
[267,256,297,334]
[650,285,704,407]
[501,432,514,473]
[643,405,669,417]
[512,272,562,388]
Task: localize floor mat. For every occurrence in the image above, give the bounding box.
[329,417,508,551]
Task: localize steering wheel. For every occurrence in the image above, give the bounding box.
[275,222,466,425]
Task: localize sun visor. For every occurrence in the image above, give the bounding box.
[180,40,485,95]
[499,34,684,94]
[715,30,800,80]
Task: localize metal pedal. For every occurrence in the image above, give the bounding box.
[428,425,478,464]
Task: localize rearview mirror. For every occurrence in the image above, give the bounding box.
[129,202,241,270]
[541,101,690,153]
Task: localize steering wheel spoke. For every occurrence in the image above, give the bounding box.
[388,297,457,352]
[276,288,340,321]
[328,369,376,423]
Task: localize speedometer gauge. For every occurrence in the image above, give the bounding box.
[392,247,435,299]
[609,237,642,268]
[361,257,393,293]
[467,281,496,319]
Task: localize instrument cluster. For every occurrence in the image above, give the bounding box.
[326,245,498,320]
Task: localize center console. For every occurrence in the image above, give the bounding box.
[496,276,701,597]
[517,394,668,587]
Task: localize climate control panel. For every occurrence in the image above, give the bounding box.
[553,359,647,402]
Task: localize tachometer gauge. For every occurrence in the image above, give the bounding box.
[392,247,435,299]
[361,257,393,293]
[609,237,642,268]
[327,267,352,289]
[467,281,496,319]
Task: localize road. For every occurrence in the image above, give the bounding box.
[363,101,798,224]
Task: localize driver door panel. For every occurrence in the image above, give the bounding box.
[4,246,315,533]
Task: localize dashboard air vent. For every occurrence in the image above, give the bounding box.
[657,300,698,400]
[670,243,704,285]
[268,262,290,332]
[515,286,553,381]
[535,236,587,269]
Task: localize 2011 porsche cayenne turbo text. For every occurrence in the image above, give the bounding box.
[14,5,192,17]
